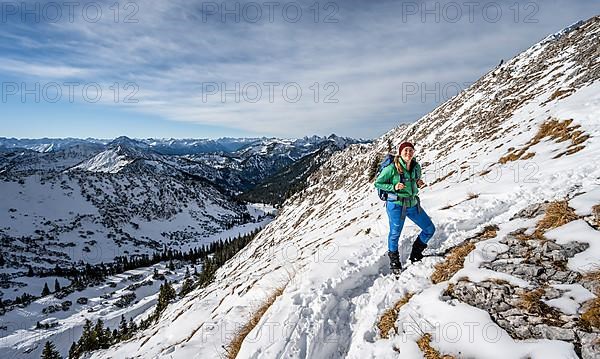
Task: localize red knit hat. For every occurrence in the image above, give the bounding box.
[398,141,415,154]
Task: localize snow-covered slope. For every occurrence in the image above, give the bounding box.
[85,17,600,359]
[73,148,134,173]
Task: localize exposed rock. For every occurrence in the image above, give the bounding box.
[577,330,600,359]
[481,234,585,285]
[510,203,549,220]
[533,324,575,341]
[592,205,600,227]
[445,224,600,354]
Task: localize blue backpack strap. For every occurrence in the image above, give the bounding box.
[376,154,395,201]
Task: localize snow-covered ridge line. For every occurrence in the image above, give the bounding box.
[0,134,367,155]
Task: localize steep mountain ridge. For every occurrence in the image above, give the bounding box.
[239,141,352,205]
[172,135,364,193]
[86,17,600,359]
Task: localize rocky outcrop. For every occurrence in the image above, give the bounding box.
[481,232,587,285]
[444,228,599,358]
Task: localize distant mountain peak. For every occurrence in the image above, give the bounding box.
[108,136,149,149]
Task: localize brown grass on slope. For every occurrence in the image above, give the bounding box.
[431,242,475,284]
[499,118,588,163]
[417,333,456,359]
[440,192,480,210]
[518,288,560,318]
[581,295,600,330]
[535,200,578,234]
[476,225,499,240]
[225,286,285,359]
[581,270,600,330]
[430,225,498,284]
[377,292,414,339]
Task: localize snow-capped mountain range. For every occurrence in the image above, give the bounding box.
[0,135,363,156]
[1,135,363,193]
[65,16,600,359]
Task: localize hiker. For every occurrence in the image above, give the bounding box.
[374,141,435,273]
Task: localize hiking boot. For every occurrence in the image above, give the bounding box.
[409,238,427,262]
[388,251,402,272]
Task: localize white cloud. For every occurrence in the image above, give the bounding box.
[0,0,597,138]
[0,59,90,78]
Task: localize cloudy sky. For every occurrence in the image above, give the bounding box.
[1,0,598,139]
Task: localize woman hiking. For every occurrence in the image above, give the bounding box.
[374,141,435,274]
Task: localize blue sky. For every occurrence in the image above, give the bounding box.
[0,0,598,139]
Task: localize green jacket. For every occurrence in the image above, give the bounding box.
[374,158,421,207]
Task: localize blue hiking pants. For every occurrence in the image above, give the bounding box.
[386,202,435,252]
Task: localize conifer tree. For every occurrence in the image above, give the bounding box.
[119,315,128,339]
[68,341,79,359]
[79,319,96,353]
[179,278,194,298]
[154,280,176,319]
[95,319,109,349]
[128,317,138,333]
[41,283,51,296]
[41,340,62,359]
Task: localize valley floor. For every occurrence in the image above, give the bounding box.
[0,209,275,359]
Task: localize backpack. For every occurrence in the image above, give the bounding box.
[376,154,405,201]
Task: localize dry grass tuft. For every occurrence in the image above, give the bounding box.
[581,295,600,330]
[499,150,524,164]
[440,193,482,210]
[377,292,414,339]
[477,225,499,240]
[499,118,588,163]
[489,278,509,285]
[431,242,475,284]
[466,192,479,200]
[513,228,546,241]
[583,269,600,283]
[543,88,576,104]
[429,170,457,187]
[225,286,285,359]
[417,333,456,359]
[536,119,586,144]
[518,288,546,314]
[440,203,454,210]
[535,200,578,234]
[442,283,455,297]
[518,288,561,321]
[521,152,536,160]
